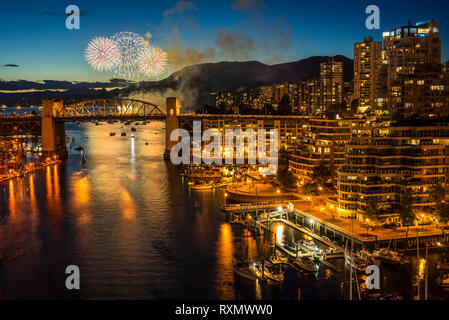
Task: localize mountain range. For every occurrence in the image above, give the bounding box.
[0,55,353,109]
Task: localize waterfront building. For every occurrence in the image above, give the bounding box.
[337,121,449,223]
[320,58,343,113]
[289,117,363,183]
[354,37,382,114]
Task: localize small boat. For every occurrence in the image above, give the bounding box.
[121,132,126,137]
[131,127,137,132]
[233,259,257,281]
[345,252,369,273]
[110,132,116,136]
[372,249,409,266]
[293,257,318,274]
[74,146,84,151]
[251,262,284,283]
[299,240,321,253]
[190,183,214,190]
[131,134,135,138]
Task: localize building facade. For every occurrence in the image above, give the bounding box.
[382,20,444,117]
[320,58,343,113]
[354,37,382,114]
[337,122,449,223]
[289,117,363,183]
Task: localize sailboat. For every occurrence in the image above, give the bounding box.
[234,225,258,281]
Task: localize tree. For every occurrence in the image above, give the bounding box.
[364,197,379,222]
[277,95,291,115]
[277,169,298,190]
[430,184,446,205]
[399,189,416,238]
[303,182,319,196]
[312,163,331,186]
[435,203,449,226]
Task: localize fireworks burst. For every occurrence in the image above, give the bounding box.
[137,46,169,79]
[112,32,145,78]
[85,37,121,72]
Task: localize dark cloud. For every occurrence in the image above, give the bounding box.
[164,1,197,17]
[3,64,19,67]
[231,0,266,11]
[214,30,254,60]
[166,28,216,70]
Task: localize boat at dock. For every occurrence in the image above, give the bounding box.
[372,248,409,266]
[131,127,137,132]
[233,259,258,281]
[251,262,284,283]
[190,183,214,190]
[299,239,322,253]
[121,132,127,136]
[110,132,116,136]
[345,252,369,273]
[293,257,318,274]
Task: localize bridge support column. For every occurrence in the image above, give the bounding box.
[164,97,181,160]
[41,99,67,159]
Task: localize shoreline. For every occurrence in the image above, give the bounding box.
[0,159,62,184]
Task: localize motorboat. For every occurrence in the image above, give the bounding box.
[293,257,318,274]
[131,127,137,132]
[74,146,84,151]
[233,259,257,281]
[121,132,127,137]
[299,239,321,253]
[372,249,409,266]
[110,132,116,136]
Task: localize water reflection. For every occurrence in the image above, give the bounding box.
[1,122,448,300]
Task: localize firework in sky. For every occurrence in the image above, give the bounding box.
[137,46,169,79]
[112,31,145,78]
[85,37,121,72]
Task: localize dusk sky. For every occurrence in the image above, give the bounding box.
[1,0,449,82]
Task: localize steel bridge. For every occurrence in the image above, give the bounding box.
[55,98,166,121]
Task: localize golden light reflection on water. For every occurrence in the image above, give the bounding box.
[120,186,136,220]
[216,223,235,299]
[45,164,62,214]
[71,174,91,225]
[8,179,16,220]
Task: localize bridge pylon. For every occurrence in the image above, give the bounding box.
[164,97,181,160]
[41,99,67,159]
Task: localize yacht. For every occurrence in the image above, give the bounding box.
[372,249,409,266]
[293,257,318,274]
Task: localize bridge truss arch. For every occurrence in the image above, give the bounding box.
[55,98,167,120]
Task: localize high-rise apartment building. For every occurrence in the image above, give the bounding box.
[320,58,343,112]
[354,37,382,114]
[382,20,444,117]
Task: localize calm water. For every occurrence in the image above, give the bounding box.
[0,122,448,300]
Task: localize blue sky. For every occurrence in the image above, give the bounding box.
[1,0,448,81]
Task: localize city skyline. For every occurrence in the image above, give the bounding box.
[1,0,449,82]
